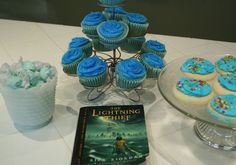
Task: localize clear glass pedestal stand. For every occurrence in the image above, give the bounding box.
[157,53,236,151]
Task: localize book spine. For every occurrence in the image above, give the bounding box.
[71,108,88,165]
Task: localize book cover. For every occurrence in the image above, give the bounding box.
[71,105,149,165]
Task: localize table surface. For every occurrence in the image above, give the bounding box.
[0,19,236,165]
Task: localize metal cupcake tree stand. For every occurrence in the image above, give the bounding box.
[80,2,146,102]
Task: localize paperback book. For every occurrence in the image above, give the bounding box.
[71,105,149,165]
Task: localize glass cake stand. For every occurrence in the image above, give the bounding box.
[157,53,236,151]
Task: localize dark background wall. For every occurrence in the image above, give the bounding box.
[0,0,235,42]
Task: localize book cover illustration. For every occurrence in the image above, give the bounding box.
[71,105,149,165]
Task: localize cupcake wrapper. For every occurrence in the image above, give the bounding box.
[80,42,93,57]
[81,23,99,36]
[121,37,145,53]
[97,21,129,45]
[116,73,146,90]
[140,58,162,78]
[78,70,107,87]
[0,75,57,130]
[85,34,99,40]
[92,39,112,52]
[103,12,126,21]
[70,42,93,57]
[62,54,86,74]
[141,44,167,58]
[98,0,124,6]
[100,41,119,50]
[123,18,149,37]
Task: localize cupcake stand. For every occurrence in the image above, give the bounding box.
[76,2,152,102]
[157,53,236,151]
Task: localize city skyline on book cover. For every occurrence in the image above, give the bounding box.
[81,105,149,165]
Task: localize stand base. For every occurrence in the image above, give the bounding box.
[194,121,236,151]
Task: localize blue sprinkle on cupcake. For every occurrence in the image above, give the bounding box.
[77,56,107,87]
[61,48,86,75]
[141,40,166,58]
[140,53,166,78]
[115,58,146,90]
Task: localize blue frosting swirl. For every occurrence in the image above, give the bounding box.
[142,53,165,69]
[216,55,236,74]
[181,57,215,75]
[61,48,84,64]
[116,58,146,80]
[210,94,236,117]
[77,56,107,77]
[104,7,127,14]
[176,77,212,97]
[145,40,166,52]
[218,74,236,92]
[98,21,124,38]
[126,13,147,24]
[69,37,90,49]
[82,12,106,26]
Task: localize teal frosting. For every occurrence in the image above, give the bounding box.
[145,40,166,52]
[82,12,105,26]
[181,57,215,75]
[23,61,36,71]
[176,77,212,97]
[142,53,165,69]
[61,48,83,64]
[126,13,147,24]
[69,37,90,49]
[216,55,236,74]
[210,94,236,117]
[6,75,22,89]
[218,74,236,92]
[77,56,107,77]
[104,7,127,14]
[98,21,124,38]
[116,58,146,80]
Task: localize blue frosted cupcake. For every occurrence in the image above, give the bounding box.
[103,7,127,20]
[116,58,146,90]
[68,37,93,57]
[140,53,166,78]
[98,0,124,6]
[81,12,106,38]
[120,37,145,53]
[61,48,86,75]
[97,20,129,49]
[215,55,236,75]
[123,13,149,37]
[141,40,167,58]
[77,56,107,87]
